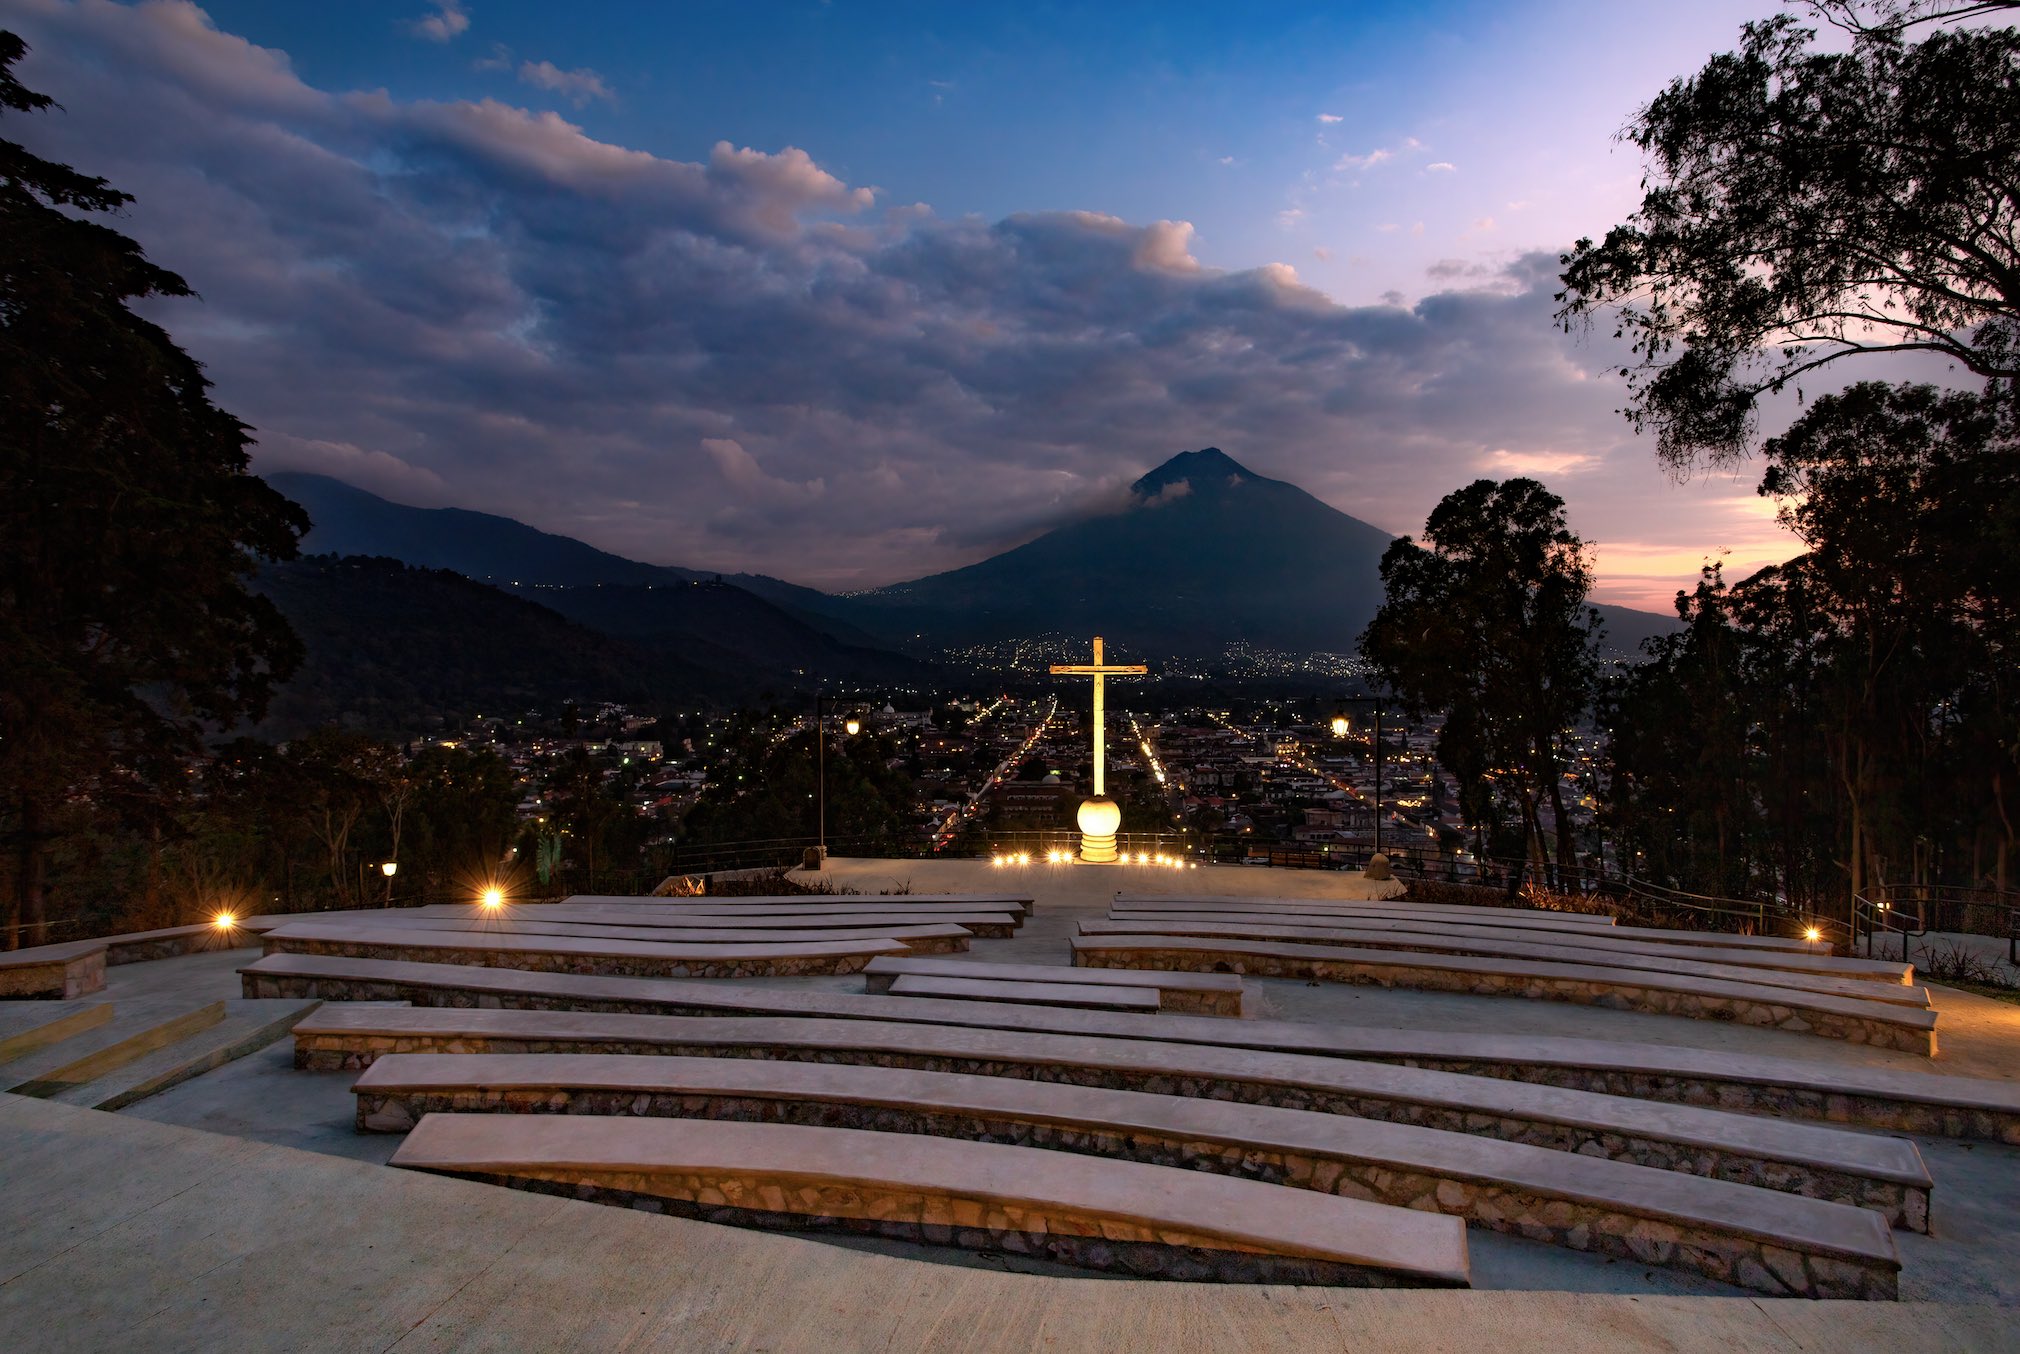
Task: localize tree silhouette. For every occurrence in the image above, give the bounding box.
[1,35,306,945]
[1556,9,2020,470]
[1360,479,1602,871]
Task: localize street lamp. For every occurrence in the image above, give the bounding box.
[380,860,397,908]
[1333,697,1387,861]
[815,693,858,867]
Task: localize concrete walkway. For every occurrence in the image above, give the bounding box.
[0,1094,2008,1353]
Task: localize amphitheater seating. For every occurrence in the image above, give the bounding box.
[886,974,1161,1013]
[0,941,107,1000]
[324,913,975,955]
[567,893,1036,917]
[412,904,1021,938]
[1115,893,1620,930]
[1077,921,1928,1005]
[1107,909,1907,983]
[279,995,1933,1230]
[390,1112,1472,1287]
[265,955,2020,1142]
[353,1052,1897,1297]
[1113,896,1827,954]
[1072,935,1938,1054]
[262,921,909,978]
[864,957,1247,1016]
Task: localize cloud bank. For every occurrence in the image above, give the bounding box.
[4,0,1803,604]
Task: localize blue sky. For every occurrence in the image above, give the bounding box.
[2,0,1869,607]
[189,0,1763,304]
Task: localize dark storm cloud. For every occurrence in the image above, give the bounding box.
[5,0,1673,589]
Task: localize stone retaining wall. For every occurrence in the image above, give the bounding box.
[360,1086,1896,1298]
[1074,947,1935,1055]
[1379,1057,2020,1147]
[424,1170,1457,1288]
[262,935,880,980]
[0,949,103,999]
[106,933,214,966]
[285,1013,1924,1230]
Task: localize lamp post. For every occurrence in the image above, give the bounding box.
[1331,697,1386,861]
[814,694,860,867]
[381,860,397,908]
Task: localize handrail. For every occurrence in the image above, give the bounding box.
[1866,884,2019,965]
[1853,890,1927,965]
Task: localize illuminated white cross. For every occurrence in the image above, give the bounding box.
[1050,635,1146,801]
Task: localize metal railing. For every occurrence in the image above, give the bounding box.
[1860,884,2019,965]
[1853,889,1927,964]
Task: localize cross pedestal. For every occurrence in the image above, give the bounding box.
[1050,636,1147,863]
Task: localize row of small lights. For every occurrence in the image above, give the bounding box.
[991,850,1196,869]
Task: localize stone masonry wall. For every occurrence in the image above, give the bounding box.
[1074,947,1935,1055]
[264,935,879,979]
[422,1169,1461,1288]
[359,1086,1896,1298]
[282,1009,1924,1229]
[0,950,104,999]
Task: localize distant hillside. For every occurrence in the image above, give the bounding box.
[248,556,711,737]
[269,471,887,647]
[513,579,934,687]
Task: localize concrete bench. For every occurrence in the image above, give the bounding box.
[865,957,1247,1017]
[568,893,1036,917]
[355,1052,1896,1298]
[1108,910,1907,984]
[329,913,974,955]
[282,996,1934,1231]
[390,1111,1471,1288]
[552,903,1028,929]
[261,954,2019,1143]
[887,974,1161,1014]
[1079,921,1928,1006]
[413,904,1021,939]
[1073,935,1938,1055]
[1117,893,1617,930]
[1116,898,1824,954]
[263,922,907,979]
[0,941,107,999]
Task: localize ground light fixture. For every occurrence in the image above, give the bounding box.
[212,911,237,930]
[1805,925,1823,942]
[480,886,505,910]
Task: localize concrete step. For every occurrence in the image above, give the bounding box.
[0,1001,114,1066]
[50,998,322,1111]
[1,999,226,1098]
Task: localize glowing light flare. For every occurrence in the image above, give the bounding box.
[480,887,506,910]
[212,911,238,930]
[1804,926,1823,942]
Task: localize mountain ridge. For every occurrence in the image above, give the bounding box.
[268,453,1682,664]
